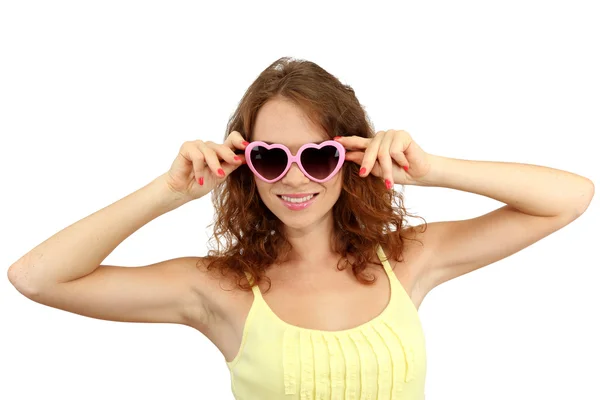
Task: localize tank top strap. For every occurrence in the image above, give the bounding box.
[375,242,419,315]
[375,242,395,274]
[243,270,264,300]
[376,242,404,292]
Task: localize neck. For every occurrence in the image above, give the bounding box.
[281,214,340,264]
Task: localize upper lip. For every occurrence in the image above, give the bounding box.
[277,193,318,198]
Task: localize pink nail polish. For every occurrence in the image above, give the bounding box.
[403,165,409,171]
[360,167,366,175]
[385,179,392,190]
[218,168,225,176]
[198,177,204,185]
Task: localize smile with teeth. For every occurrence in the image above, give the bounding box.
[280,194,316,203]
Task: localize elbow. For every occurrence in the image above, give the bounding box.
[7,263,41,298]
[575,179,595,217]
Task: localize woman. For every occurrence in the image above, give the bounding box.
[8,57,595,399]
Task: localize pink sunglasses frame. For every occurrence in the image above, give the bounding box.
[244,140,346,183]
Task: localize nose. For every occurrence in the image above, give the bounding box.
[280,162,310,186]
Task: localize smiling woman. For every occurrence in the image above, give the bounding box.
[204,58,425,295]
[8,55,429,400]
[194,58,431,398]
[8,53,594,400]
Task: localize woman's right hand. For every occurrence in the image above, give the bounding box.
[162,130,248,202]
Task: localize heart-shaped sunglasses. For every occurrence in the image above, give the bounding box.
[239,140,346,183]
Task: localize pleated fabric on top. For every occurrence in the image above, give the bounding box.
[226,243,427,400]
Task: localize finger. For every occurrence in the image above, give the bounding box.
[346,152,384,177]
[181,142,207,185]
[334,135,372,150]
[368,160,383,178]
[344,151,365,165]
[197,141,226,178]
[359,132,384,177]
[389,134,410,170]
[225,130,249,151]
[377,132,395,189]
[225,130,249,163]
[207,141,247,171]
[218,142,245,165]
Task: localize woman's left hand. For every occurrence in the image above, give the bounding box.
[337,130,432,188]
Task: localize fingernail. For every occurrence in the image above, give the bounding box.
[218,168,225,176]
[385,179,392,190]
[403,165,409,171]
[242,141,250,146]
[234,156,241,161]
[333,136,342,140]
[198,177,204,185]
[359,167,366,176]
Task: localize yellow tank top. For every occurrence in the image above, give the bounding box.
[225,243,427,399]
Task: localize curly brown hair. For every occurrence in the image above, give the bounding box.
[202,56,427,292]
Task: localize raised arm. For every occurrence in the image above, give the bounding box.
[7,175,209,327]
[7,134,256,328]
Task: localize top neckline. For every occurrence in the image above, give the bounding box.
[246,243,397,335]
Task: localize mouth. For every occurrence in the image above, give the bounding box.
[276,193,319,201]
[277,193,320,209]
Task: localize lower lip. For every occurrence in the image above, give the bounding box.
[279,194,319,210]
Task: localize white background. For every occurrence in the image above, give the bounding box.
[1,1,598,399]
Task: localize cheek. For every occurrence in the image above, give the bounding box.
[328,173,343,190]
[254,179,273,199]
[322,176,343,197]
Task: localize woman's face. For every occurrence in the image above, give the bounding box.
[251,97,343,231]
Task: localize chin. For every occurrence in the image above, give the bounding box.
[279,215,328,232]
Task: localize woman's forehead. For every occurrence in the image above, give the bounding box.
[253,98,328,148]
[252,125,328,147]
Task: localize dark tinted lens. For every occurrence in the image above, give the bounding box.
[250,146,288,180]
[300,146,340,179]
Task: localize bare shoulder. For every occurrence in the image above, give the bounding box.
[381,224,429,271]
